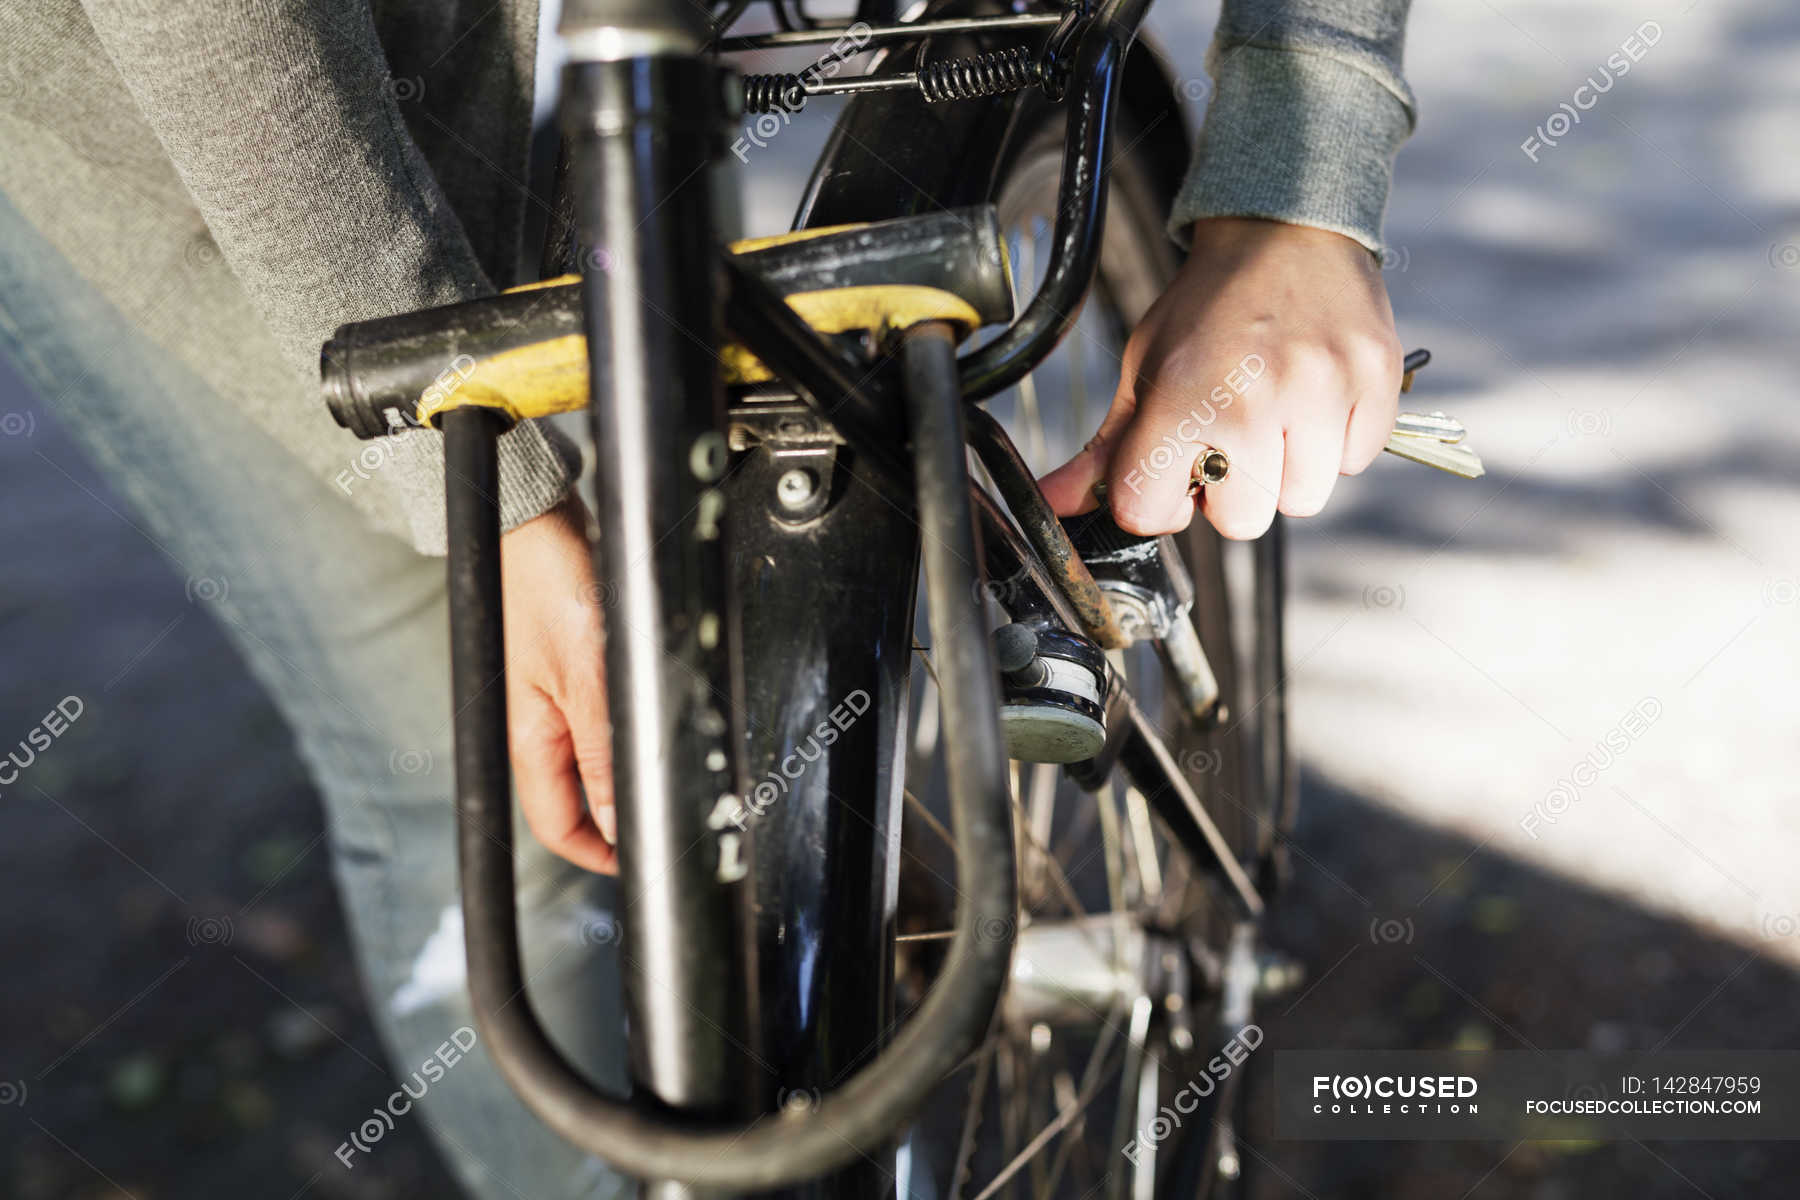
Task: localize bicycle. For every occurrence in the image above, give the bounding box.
[321,1,1316,1194]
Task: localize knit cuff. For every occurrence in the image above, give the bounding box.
[397,417,581,556]
[1168,44,1415,255]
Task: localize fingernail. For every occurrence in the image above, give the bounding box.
[597,805,617,844]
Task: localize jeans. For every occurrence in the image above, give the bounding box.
[0,192,631,1198]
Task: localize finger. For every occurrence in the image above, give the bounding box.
[1274,345,1354,516]
[1105,381,1228,534]
[1277,421,1343,517]
[511,689,618,875]
[1101,406,1202,532]
[1198,413,1284,540]
[1339,367,1402,474]
[562,670,617,849]
[1037,384,1138,516]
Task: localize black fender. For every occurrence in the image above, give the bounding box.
[793,5,1193,228]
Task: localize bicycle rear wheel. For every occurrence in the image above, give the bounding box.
[894,102,1276,1200]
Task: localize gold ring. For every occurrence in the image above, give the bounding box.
[1187,447,1230,492]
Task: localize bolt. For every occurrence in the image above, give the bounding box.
[993,623,1039,673]
[776,468,817,510]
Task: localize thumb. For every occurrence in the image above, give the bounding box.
[1104,403,1207,535]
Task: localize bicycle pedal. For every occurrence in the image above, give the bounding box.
[1059,507,1221,721]
[994,622,1108,764]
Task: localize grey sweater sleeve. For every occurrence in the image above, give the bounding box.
[1168,0,1416,254]
[78,0,574,553]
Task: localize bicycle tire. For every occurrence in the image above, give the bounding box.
[889,96,1272,1200]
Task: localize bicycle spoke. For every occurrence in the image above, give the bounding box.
[912,664,941,764]
[1027,1027,1052,1198]
[1096,775,1128,917]
[950,1033,997,1200]
[1105,994,1156,1200]
[1123,784,1164,905]
[971,1016,1124,1200]
[1130,1035,1161,1200]
[903,787,957,859]
[1022,762,1059,908]
[1041,1065,1085,1199]
[997,1041,1025,1200]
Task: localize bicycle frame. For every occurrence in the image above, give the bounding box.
[434,0,1268,1194]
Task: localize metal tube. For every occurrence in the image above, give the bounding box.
[1256,515,1292,858]
[563,50,757,1191]
[716,13,1062,53]
[449,318,1022,1186]
[957,0,1152,400]
[964,404,1127,648]
[720,253,910,488]
[1157,620,1223,723]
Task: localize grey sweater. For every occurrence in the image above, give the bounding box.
[0,0,1412,556]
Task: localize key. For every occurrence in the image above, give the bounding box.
[1383,431,1485,478]
[1392,410,1466,443]
[1382,350,1485,479]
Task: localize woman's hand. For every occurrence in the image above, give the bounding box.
[500,498,617,874]
[1038,216,1403,539]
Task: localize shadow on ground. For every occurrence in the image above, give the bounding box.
[1242,771,1798,1200]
